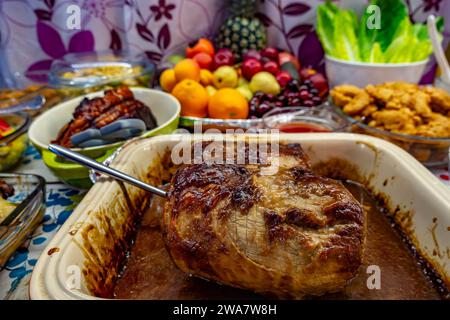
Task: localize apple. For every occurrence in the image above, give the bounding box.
[242,58,263,80]
[275,71,292,87]
[263,60,279,75]
[300,67,317,81]
[193,52,213,70]
[260,47,279,61]
[243,49,261,62]
[167,54,184,65]
[278,52,300,70]
[213,48,235,70]
[309,72,328,97]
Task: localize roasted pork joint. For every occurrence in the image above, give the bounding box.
[163,143,365,298]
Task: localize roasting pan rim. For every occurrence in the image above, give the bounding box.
[29,133,450,300]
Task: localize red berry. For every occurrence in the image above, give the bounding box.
[299,90,310,100]
[304,100,314,107]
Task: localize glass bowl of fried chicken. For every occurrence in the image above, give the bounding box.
[330,81,450,167]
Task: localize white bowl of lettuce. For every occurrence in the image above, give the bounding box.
[317,0,444,88]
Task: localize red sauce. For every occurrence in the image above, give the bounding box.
[276,122,331,133]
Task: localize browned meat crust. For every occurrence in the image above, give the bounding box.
[163,143,365,298]
[53,86,157,147]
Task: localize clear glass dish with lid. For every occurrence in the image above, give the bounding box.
[49,50,155,89]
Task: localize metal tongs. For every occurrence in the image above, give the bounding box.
[48,144,167,198]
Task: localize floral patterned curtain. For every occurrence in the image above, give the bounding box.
[0,0,449,88]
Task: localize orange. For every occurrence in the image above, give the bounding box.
[174,59,200,82]
[186,38,215,58]
[199,69,213,86]
[159,68,177,92]
[172,79,209,117]
[208,88,249,119]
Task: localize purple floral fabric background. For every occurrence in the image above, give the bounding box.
[0,0,449,88]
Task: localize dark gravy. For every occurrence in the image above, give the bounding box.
[113,182,444,300]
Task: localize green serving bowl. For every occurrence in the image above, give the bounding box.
[29,88,180,188]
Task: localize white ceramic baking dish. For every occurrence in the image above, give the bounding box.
[29,133,450,300]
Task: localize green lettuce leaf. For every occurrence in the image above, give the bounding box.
[316,1,339,55]
[368,42,384,63]
[316,0,444,63]
[412,39,433,62]
[333,9,361,61]
[357,0,408,61]
[383,17,415,62]
[372,0,408,52]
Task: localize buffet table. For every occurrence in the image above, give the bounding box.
[0,142,448,300]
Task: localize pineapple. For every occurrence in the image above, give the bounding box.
[216,0,267,61]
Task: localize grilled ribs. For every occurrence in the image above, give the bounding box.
[163,143,365,298]
[53,86,156,147]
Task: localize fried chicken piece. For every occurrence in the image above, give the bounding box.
[366,85,394,104]
[330,85,364,107]
[423,87,450,115]
[343,91,372,115]
[383,81,419,92]
[367,82,419,110]
[372,108,416,132]
[411,91,432,117]
[361,105,378,117]
[416,113,450,137]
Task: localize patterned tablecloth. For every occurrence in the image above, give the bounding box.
[0,145,449,300]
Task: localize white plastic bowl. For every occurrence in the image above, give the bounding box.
[325,55,428,88]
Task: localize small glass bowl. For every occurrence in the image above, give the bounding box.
[0,173,46,267]
[263,105,350,133]
[49,50,155,90]
[331,104,450,167]
[0,112,30,171]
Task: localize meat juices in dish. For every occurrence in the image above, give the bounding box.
[162,143,365,298]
